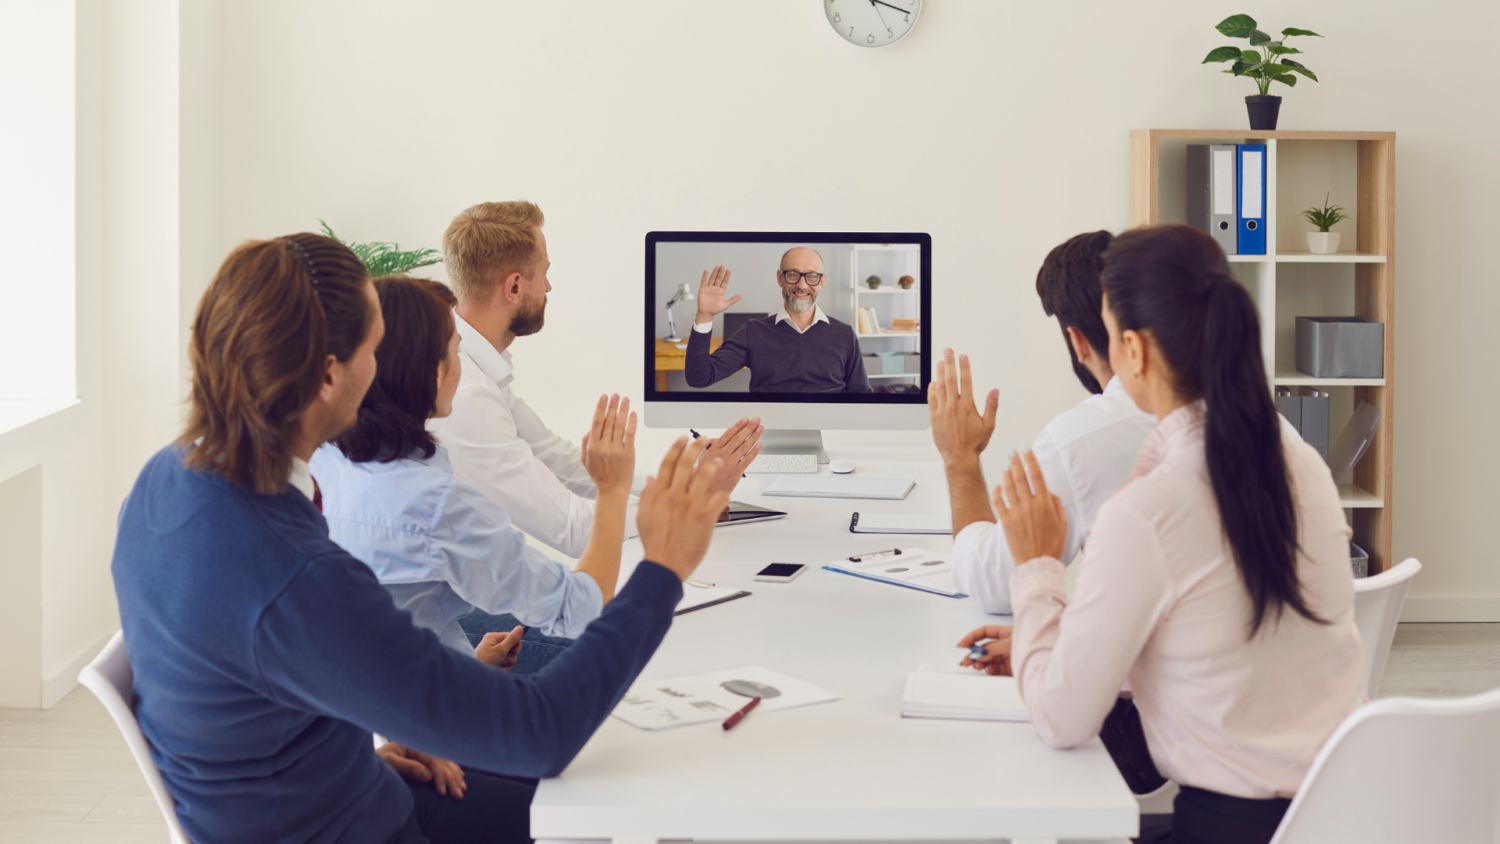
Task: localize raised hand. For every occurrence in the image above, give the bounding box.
[580,394,637,497]
[702,416,764,495]
[927,348,999,469]
[637,437,730,580]
[993,448,1068,564]
[694,265,741,325]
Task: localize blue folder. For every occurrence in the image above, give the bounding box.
[1237,144,1267,255]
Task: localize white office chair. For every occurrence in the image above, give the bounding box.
[77,630,192,844]
[1268,684,1500,843]
[1352,557,1422,699]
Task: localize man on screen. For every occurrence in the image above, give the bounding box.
[684,247,871,393]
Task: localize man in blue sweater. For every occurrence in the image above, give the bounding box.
[112,233,730,844]
[685,247,871,392]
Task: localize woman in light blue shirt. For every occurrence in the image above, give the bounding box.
[310,277,636,667]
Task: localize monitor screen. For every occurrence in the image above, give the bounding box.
[646,231,931,406]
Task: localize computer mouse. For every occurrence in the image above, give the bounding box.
[829,460,855,474]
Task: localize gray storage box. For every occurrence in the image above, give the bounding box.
[1296,317,1384,379]
[903,352,921,374]
[862,354,881,373]
[1350,542,1369,579]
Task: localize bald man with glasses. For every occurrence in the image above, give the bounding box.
[684,247,871,393]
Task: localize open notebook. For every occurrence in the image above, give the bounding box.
[901,663,1029,722]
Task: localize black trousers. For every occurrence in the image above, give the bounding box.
[1102,698,1290,844]
[387,767,536,844]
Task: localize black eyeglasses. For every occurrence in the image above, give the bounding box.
[779,270,825,286]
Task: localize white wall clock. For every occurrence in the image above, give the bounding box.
[824,0,921,49]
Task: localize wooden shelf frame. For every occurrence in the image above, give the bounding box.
[1130,129,1396,573]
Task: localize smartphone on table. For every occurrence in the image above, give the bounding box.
[753,563,807,583]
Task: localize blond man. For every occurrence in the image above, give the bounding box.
[430,201,763,559]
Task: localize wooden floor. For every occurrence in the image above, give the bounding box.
[1,623,1497,842]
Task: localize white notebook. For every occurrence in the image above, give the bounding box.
[901,663,1030,722]
[761,475,915,500]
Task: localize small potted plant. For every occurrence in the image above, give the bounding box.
[1201,14,1321,130]
[1301,193,1349,254]
[318,221,443,276]
[866,275,882,290]
[898,274,914,290]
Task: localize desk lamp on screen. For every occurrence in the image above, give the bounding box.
[645,231,932,462]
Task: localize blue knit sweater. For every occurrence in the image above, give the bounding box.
[111,445,682,844]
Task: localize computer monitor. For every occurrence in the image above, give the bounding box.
[645,231,931,460]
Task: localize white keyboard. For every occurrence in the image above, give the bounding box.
[761,475,916,500]
[744,453,819,474]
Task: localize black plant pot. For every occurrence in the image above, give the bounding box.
[1246,95,1282,130]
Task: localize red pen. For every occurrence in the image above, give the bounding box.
[722,696,761,730]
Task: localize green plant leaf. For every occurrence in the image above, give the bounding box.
[1216,14,1258,35]
[1228,60,1255,76]
[1281,59,1319,80]
[1240,49,1262,63]
[1203,45,1246,63]
[1273,74,1297,86]
[1281,27,1322,37]
[1269,45,1302,55]
[1248,29,1272,45]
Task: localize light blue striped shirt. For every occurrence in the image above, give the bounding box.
[310,443,604,655]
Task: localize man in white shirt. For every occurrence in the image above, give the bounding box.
[429,200,763,560]
[929,230,1156,614]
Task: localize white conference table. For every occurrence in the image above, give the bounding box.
[532,447,1137,844]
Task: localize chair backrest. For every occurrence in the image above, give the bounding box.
[1269,685,1500,843]
[723,311,769,340]
[77,630,192,844]
[1351,557,1422,699]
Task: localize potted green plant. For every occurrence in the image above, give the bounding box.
[318,221,443,277]
[898,275,914,290]
[1300,193,1349,254]
[1201,14,1321,130]
[866,275,882,290]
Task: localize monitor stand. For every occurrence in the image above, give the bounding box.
[758,429,829,464]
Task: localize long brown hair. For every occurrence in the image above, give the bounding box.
[180,233,370,494]
[1102,225,1321,636]
[333,278,457,463]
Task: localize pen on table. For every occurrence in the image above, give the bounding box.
[686,579,715,589]
[848,548,903,562]
[722,696,761,731]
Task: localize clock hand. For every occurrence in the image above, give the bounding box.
[868,0,888,27]
[868,0,908,15]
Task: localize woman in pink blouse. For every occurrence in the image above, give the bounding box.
[958,224,1365,844]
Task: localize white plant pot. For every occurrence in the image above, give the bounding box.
[1307,232,1341,254]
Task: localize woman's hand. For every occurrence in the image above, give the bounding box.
[992,448,1067,564]
[474,625,524,670]
[957,626,1014,676]
[376,743,468,800]
[580,394,637,497]
[637,437,729,581]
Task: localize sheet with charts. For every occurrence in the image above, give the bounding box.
[821,547,966,597]
[610,665,841,731]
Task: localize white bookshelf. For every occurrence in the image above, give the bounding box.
[1132,129,1396,572]
[849,245,922,389]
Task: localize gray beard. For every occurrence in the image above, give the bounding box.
[784,292,817,313]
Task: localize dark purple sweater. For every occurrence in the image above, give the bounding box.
[685,315,871,392]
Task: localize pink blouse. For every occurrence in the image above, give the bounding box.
[1009,401,1366,799]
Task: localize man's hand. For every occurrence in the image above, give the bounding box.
[927,348,999,469]
[957,626,1014,676]
[580,394,636,497]
[701,416,763,495]
[637,437,730,580]
[993,448,1067,564]
[474,625,524,670]
[376,743,468,800]
[694,265,741,325]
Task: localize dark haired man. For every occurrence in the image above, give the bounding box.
[928,230,1156,614]
[111,234,731,844]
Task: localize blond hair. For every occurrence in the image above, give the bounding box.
[441,201,546,303]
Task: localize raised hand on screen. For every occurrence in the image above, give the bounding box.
[694,265,742,325]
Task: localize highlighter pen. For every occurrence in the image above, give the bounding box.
[722,696,761,731]
[969,644,989,658]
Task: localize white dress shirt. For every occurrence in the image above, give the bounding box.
[951,376,1156,613]
[1010,403,1365,799]
[427,313,645,559]
[695,304,829,336]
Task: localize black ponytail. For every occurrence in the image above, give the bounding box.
[1101,225,1324,636]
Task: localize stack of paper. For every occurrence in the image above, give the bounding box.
[612,665,841,731]
[901,663,1029,722]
